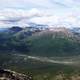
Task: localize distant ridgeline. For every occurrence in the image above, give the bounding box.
[0,26,80,56]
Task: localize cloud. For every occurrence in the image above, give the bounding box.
[0,8,47,28]
[29,16,60,25]
[0,0,80,28]
[0,8,79,28]
[0,0,78,10]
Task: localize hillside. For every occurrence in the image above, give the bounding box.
[27,28,80,57]
[0,27,80,57]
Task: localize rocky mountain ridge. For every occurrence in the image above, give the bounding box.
[0,68,33,80]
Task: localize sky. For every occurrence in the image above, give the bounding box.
[0,0,80,28]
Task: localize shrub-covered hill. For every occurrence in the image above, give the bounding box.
[27,29,80,57]
[0,27,80,57]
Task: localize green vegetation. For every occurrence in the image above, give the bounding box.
[0,29,80,57]
[28,33,80,57]
[0,53,80,80]
[0,29,80,80]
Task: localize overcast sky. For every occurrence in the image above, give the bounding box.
[0,0,80,28]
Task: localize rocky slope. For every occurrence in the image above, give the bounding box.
[0,69,33,80]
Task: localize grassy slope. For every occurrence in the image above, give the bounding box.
[27,32,80,57]
[0,29,80,57]
[0,53,80,80]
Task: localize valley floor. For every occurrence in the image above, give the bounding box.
[1,53,80,80]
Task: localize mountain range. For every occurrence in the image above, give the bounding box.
[0,25,80,57]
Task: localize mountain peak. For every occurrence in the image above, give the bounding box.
[9,26,23,32]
